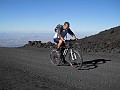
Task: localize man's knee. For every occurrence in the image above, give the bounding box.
[59,39,63,43]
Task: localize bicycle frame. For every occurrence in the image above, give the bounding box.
[62,48,77,61]
[61,40,77,60]
[63,48,69,57]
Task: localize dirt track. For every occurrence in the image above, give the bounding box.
[0,47,120,90]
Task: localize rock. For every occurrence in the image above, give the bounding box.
[23,41,56,48]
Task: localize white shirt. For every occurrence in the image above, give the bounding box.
[54,33,59,38]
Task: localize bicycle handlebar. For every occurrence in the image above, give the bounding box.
[65,39,78,42]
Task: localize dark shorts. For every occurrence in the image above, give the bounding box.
[54,38,65,46]
[54,38,60,43]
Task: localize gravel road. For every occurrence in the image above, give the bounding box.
[0,47,120,90]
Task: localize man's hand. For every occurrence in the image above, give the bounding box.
[75,38,78,40]
[73,35,78,40]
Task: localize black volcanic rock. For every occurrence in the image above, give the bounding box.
[23,41,56,48]
[77,26,120,53]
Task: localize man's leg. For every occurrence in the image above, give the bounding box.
[58,41,69,64]
[54,38,63,50]
[57,39,63,50]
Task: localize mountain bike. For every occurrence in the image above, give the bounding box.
[50,39,83,70]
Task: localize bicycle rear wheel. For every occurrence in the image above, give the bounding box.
[50,49,61,66]
[69,50,83,69]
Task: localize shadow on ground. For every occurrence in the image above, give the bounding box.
[81,59,111,70]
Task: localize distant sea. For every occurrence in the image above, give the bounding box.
[0,33,89,47]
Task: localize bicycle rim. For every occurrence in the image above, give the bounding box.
[50,49,61,66]
[69,50,83,69]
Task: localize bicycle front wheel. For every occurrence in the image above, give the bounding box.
[50,49,61,66]
[69,50,83,70]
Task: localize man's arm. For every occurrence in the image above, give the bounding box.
[73,35,77,40]
[68,29,77,40]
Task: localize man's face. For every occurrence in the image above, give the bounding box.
[63,24,69,30]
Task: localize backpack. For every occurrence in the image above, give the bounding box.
[54,24,68,39]
[54,24,63,32]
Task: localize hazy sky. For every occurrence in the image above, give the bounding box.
[0,0,120,35]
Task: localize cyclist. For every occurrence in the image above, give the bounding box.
[53,22,78,64]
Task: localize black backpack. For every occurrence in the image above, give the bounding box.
[54,24,63,32]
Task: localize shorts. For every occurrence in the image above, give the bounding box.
[54,38,60,43]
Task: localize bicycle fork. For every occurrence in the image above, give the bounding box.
[70,49,77,61]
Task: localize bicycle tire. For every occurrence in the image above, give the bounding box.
[50,49,61,66]
[69,50,83,69]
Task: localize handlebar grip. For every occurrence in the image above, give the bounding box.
[70,39,77,41]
